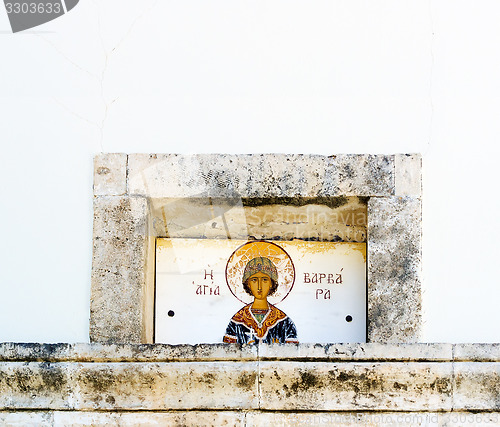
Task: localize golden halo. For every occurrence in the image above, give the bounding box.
[225,240,295,305]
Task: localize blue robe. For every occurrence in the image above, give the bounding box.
[223,304,298,344]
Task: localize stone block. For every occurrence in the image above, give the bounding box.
[246,412,444,426]
[90,196,152,343]
[438,413,500,426]
[0,412,54,427]
[53,411,246,426]
[258,343,453,361]
[395,153,422,196]
[70,361,259,410]
[259,361,453,411]
[453,362,500,411]
[93,153,127,196]
[0,362,72,410]
[322,154,394,197]
[0,343,259,363]
[75,342,258,362]
[453,343,500,361]
[246,411,500,426]
[2,411,499,427]
[367,196,422,343]
[127,154,395,198]
[0,344,499,416]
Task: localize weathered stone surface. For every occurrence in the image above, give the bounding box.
[395,153,422,196]
[438,412,500,426]
[127,154,395,198]
[247,411,500,426]
[71,361,259,410]
[0,362,72,410]
[93,153,127,196]
[453,343,500,361]
[258,343,453,361]
[0,344,498,414]
[0,412,54,427]
[149,196,367,242]
[0,343,258,362]
[0,361,259,410]
[1,411,499,427]
[259,361,453,411]
[325,154,394,197]
[454,362,500,410]
[91,196,153,343]
[53,411,246,426]
[367,196,422,343]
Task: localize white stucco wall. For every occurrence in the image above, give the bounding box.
[0,1,498,343]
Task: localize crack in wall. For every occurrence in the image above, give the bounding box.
[92,0,159,152]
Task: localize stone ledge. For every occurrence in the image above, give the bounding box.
[453,343,500,361]
[0,343,498,362]
[1,411,499,427]
[0,344,498,413]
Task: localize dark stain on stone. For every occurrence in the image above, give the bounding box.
[9,370,33,393]
[80,368,116,394]
[236,372,257,392]
[336,372,350,382]
[327,370,384,395]
[105,395,116,405]
[242,196,350,209]
[358,196,369,205]
[2,363,67,395]
[289,371,320,394]
[201,372,215,385]
[282,384,291,398]
[39,363,67,393]
[393,381,408,391]
[430,377,451,394]
[341,164,355,179]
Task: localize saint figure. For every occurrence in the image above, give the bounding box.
[223,257,298,344]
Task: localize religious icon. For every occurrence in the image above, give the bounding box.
[223,241,298,344]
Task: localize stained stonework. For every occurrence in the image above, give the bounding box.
[127,154,395,198]
[149,196,368,242]
[91,196,154,343]
[0,343,498,425]
[91,153,422,344]
[367,196,422,342]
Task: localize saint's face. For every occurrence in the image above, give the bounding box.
[248,272,272,300]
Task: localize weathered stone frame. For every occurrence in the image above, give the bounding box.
[91,153,422,344]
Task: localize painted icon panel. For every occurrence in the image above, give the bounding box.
[155,238,366,344]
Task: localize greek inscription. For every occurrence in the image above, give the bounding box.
[315,289,331,299]
[196,285,220,296]
[304,268,343,285]
[336,268,343,284]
